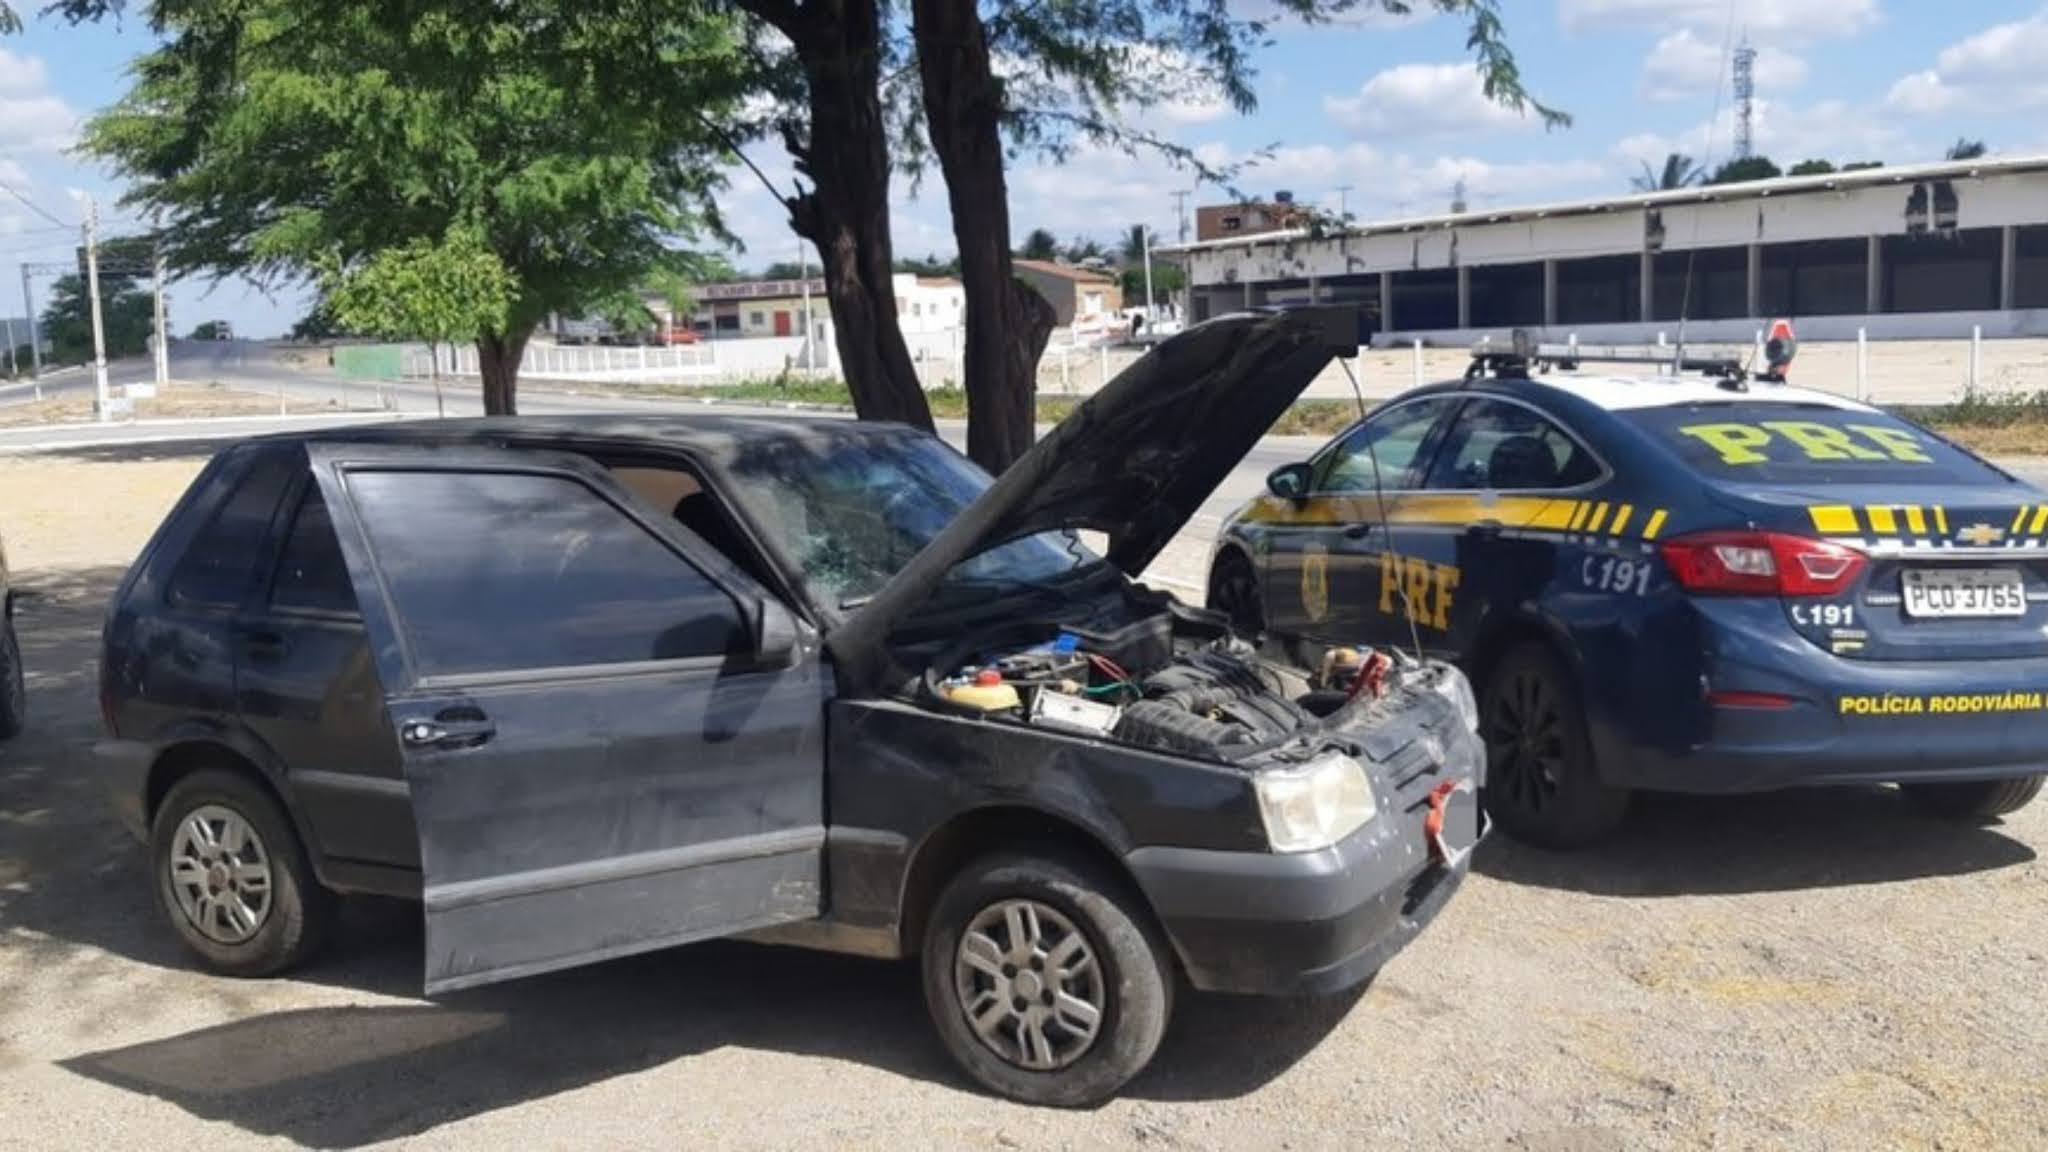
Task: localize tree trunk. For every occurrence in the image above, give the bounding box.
[911,0,1056,474]
[477,327,531,416]
[770,0,932,432]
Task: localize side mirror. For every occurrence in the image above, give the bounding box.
[1267,462,1313,501]
[755,597,801,668]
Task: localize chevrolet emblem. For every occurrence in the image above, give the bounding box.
[1958,522,2005,546]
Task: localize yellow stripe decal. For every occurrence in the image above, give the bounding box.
[2012,506,2030,534]
[1584,502,1611,534]
[1642,509,1669,540]
[2031,507,2048,536]
[1810,505,1860,535]
[1528,500,1579,531]
[1905,506,1927,535]
[1934,506,1949,535]
[1865,505,1898,534]
[1568,501,1591,532]
[1608,504,1633,536]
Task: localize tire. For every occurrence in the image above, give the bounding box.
[151,768,332,977]
[921,851,1175,1107]
[0,616,24,740]
[1479,642,1629,849]
[1207,549,1264,638]
[1901,775,2044,822]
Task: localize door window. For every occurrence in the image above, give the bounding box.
[168,449,294,609]
[346,469,746,678]
[1425,399,1603,490]
[268,487,359,616]
[1312,397,1459,494]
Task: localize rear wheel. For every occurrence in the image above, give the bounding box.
[0,616,24,740]
[1901,775,2043,821]
[921,851,1174,1107]
[152,768,332,977]
[1480,643,1629,849]
[1207,550,1263,637]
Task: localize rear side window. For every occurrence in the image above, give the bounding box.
[269,488,357,616]
[346,469,746,678]
[168,451,294,608]
[1427,399,1603,490]
[1622,403,2013,486]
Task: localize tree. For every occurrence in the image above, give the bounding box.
[84,0,745,415]
[188,320,233,340]
[326,226,515,416]
[1019,229,1060,261]
[759,261,810,280]
[1787,159,1836,177]
[288,297,348,343]
[1119,225,1149,267]
[1946,138,1988,161]
[1120,262,1185,310]
[1707,156,1783,185]
[39,272,152,364]
[1632,153,1703,192]
[906,0,1559,472]
[1841,161,1884,173]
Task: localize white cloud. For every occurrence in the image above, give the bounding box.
[0,50,80,153]
[1885,10,2048,117]
[1323,63,1533,139]
[1615,97,1901,171]
[1640,28,1807,103]
[1559,0,1880,39]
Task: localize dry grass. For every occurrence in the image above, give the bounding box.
[0,380,336,429]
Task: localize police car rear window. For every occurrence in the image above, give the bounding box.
[1621,403,2009,486]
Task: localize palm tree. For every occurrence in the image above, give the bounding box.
[1632,153,1704,193]
[1120,224,1147,267]
[1945,138,1988,161]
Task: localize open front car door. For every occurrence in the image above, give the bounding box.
[305,443,827,993]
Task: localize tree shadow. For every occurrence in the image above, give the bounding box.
[28,439,240,465]
[1475,786,2038,897]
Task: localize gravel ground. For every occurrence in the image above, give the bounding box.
[2,447,2045,1151]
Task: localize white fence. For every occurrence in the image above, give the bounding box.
[408,337,826,385]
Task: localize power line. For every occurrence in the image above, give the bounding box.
[0,176,74,229]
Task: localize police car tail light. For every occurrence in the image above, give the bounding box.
[1660,531,1865,597]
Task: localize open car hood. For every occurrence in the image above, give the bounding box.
[828,306,1357,693]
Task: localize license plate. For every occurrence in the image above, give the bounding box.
[1901,568,2027,619]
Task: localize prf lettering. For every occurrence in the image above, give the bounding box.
[1679,421,1934,466]
[1378,552,1460,630]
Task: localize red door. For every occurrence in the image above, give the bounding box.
[774,310,793,337]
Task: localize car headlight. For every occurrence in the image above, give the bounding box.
[1430,665,1480,734]
[1254,752,1377,853]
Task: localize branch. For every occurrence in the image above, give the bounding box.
[693,110,796,210]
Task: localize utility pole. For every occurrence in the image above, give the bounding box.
[798,239,814,371]
[152,243,170,391]
[3,314,15,379]
[19,264,41,383]
[1141,225,1155,322]
[84,197,112,421]
[1335,185,1353,220]
[1172,190,1190,244]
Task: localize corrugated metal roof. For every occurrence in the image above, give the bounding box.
[1158,153,2048,256]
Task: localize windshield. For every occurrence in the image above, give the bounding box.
[723,429,1104,608]
[1621,402,2015,487]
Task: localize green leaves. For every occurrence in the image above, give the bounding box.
[325,225,513,347]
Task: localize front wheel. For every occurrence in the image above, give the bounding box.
[1207,550,1263,638]
[1480,643,1629,849]
[921,852,1174,1107]
[1901,775,2043,821]
[0,616,24,740]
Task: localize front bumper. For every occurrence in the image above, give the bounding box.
[94,739,154,842]
[1125,719,1484,998]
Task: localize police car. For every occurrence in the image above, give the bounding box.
[1207,336,2048,847]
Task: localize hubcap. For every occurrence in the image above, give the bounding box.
[168,804,273,944]
[1485,669,1565,815]
[954,899,1105,1071]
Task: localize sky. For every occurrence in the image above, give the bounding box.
[4,1,2047,338]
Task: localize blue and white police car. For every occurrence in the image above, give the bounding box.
[1208,338,2048,847]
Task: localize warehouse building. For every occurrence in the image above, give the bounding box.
[1166,155,2048,344]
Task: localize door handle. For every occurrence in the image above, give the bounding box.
[400,714,496,750]
[1343,523,1377,540]
[239,627,288,660]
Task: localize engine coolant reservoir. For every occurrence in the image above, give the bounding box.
[942,668,1022,711]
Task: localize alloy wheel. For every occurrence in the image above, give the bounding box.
[1485,667,1566,815]
[953,898,1106,1072]
[167,804,275,944]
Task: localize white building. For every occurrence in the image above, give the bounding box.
[1164,155,2048,344]
[893,273,965,335]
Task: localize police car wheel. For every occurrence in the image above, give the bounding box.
[1479,643,1629,849]
[1900,775,2043,822]
[1207,551,1263,637]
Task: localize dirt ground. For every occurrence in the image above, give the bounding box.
[1,448,2045,1151]
[0,381,337,430]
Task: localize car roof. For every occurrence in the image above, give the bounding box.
[1435,373,1880,416]
[261,412,930,468]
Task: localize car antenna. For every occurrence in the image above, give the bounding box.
[1337,356,1426,665]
